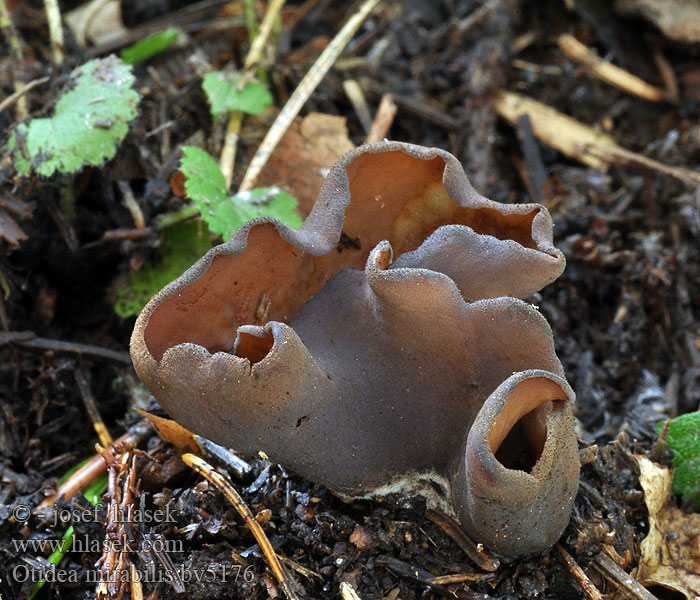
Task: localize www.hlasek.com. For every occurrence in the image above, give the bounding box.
[11,563,256,585]
[12,534,183,555]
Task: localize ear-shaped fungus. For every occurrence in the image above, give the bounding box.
[131,142,579,558]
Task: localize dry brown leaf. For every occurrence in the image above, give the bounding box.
[133,408,201,453]
[65,0,127,47]
[634,455,700,599]
[255,112,354,216]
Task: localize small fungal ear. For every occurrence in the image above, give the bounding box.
[130,141,577,558]
[455,371,579,557]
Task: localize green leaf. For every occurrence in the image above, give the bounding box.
[657,411,700,508]
[121,27,180,65]
[113,220,212,318]
[231,186,303,229]
[202,71,272,118]
[10,56,140,177]
[180,145,302,240]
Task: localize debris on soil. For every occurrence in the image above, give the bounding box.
[634,455,700,599]
[1,0,699,598]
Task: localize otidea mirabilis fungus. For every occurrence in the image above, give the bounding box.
[130,141,580,558]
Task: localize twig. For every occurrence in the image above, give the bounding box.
[556,544,605,600]
[117,181,146,229]
[557,34,664,103]
[592,144,700,187]
[381,92,458,130]
[220,0,286,190]
[11,334,131,364]
[36,419,152,511]
[365,93,397,143]
[515,113,547,203]
[193,434,253,481]
[495,90,700,186]
[43,0,65,65]
[426,573,493,585]
[182,453,301,600]
[653,52,679,104]
[0,0,28,118]
[219,111,243,191]
[75,367,113,447]
[244,0,285,71]
[275,553,322,580]
[343,79,373,134]
[95,446,141,600]
[80,227,153,250]
[129,563,143,600]
[425,509,500,572]
[591,553,658,600]
[0,76,49,114]
[238,0,382,192]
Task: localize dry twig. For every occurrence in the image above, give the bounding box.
[425,509,500,572]
[220,0,285,190]
[343,79,373,133]
[495,90,700,186]
[557,34,664,102]
[556,544,605,600]
[592,552,658,600]
[238,0,382,192]
[0,0,28,118]
[182,453,301,600]
[75,367,113,447]
[0,76,49,114]
[95,446,141,600]
[365,93,397,143]
[43,0,65,64]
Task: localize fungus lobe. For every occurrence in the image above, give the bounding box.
[131,141,579,558]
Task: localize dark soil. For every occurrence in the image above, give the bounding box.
[1,1,698,599]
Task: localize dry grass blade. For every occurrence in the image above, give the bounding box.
[244,0,285,71]
[43,0,65,64]
[75,367,113,447]
[343,79,373,133]
[495,90,700,186]
[557,34,665,103]
[0,0,28,118]
[181,453,301,600]
[238,0,382,192]
[365,93,397,143]
[220,0,286,190]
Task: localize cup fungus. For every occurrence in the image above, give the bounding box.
[131,141,580,558]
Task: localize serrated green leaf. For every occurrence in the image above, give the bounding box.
[232,187,303,229]
[113,221,211,318]
[180,146,302,240]
[657,411,700,508]
[10,56,139,177]
[202,71,272,118]
[121,27,180,65]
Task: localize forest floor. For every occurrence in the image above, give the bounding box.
[1,0,699,599]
